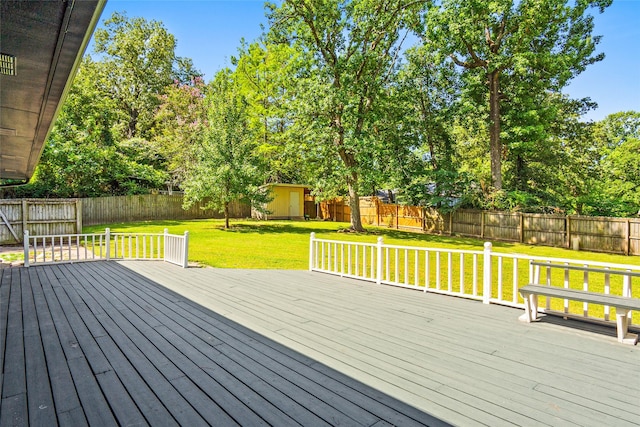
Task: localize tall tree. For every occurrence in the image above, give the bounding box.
[182,70,270,229]
[152,77,207,192]
[267,0,425,231]
[7,57,167,198]
[426,0,611,191]
[233,41,305,184]
[590,111,640,216]
[93,12,200,140]
[384,43,465,208]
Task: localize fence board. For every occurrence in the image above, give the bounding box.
[0,199,80,244]
[523,214,566,247]
[81,195,250,226]
[317,198,640,257]
[484,212,520,241]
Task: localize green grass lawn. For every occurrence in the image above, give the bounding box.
[85,218,640,270]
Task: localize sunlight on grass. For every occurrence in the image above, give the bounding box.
[85,218,640,270]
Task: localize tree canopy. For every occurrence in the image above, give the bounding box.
[8,3,637,221]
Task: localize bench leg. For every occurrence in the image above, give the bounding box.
[615,309,638,345]
[519,293,539,322]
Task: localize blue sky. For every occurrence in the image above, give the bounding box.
[95,0,639,122]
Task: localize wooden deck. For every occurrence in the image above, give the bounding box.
[1,261,639,426]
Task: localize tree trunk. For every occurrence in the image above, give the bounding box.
[347,175,364,232]
[224,202,230,229]
[488,69,502,190]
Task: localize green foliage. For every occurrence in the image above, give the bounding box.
[590,111,640,216]
[152,77,207,191]
[266,0,425,231]
[232,41,306,184]
[93,12,199,139]
[426,0,612,191]
[11,12,202,198]
[182,70,270,228]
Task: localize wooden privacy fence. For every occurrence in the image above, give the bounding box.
[82,194,250,226]
[0,199,81,244]
[322,197,640,256]
[0,195,250,244]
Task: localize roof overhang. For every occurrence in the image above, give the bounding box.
[0,0,106,184]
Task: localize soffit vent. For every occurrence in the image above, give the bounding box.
[0,53,16,76]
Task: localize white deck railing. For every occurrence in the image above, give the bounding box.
[24,228,189,268]
[309,233,639,327]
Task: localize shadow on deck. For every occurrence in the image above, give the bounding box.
[2,260,640,426]
[0,261,446,426]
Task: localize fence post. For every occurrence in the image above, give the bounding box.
[482,242,492,304]
[182,231,189,268]
[105,228,111,260]
[309,232,316,270]
[376,237,384,284]
[23,230,29,268]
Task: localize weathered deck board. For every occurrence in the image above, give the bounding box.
[127,262,640,427]
[1,262,446,426]
[2,260,640,426]
[80,261,428,427]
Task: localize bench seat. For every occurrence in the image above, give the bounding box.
[519,284,640,345]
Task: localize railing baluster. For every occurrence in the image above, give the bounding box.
[604,269,610,321]
[394,248,399,284]
[362,246,367,278]
[546,265,552,311]
[404,249,408,286]
[472,254,478,296]
[447,252,452,292]
[459,253,464,294]
[583,265,589,317]
[513,259,519,303]
[370,245,375,279]
[436,252,441,290]
[414,251,419,287]
[497,257,503,300]
[354,245,358,276]
[385,247,389,282]
[563,263,570,314]
[424,250,429,291]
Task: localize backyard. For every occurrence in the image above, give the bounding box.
[84,218,640,269]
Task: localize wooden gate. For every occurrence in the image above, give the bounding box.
[0,199,81,244]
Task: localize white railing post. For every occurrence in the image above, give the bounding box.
[309,232,316,270]
[483,242,492,304]
[376,237,383,284]
[105,228,111,260]
[182,231,189,268]
[23,230,30,267]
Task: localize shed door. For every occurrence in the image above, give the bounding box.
[289,191,300,217]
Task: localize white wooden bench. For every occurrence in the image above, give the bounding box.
[519,262,640,345]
